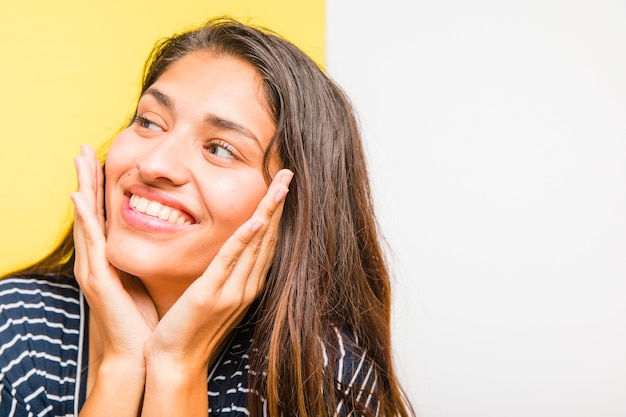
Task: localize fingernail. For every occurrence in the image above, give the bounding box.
[274,186,288,203]
[251,219,265,233]
[281,170,294,186]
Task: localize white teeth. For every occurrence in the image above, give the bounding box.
[145,201,162,217]
[168,210,180,223]
[157,206,172,220]
[129,194,192,225]
[132,195,149,212]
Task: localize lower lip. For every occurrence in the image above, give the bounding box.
[120,196,191,233]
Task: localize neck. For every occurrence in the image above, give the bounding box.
[133,274,191,319]
[114,270,191,319]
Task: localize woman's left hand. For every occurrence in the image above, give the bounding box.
[140,168,293,416]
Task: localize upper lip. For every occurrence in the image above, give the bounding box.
[126,184,197,224]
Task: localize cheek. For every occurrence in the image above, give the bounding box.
[200,176,268,224]
[105,130,135,174]
[104,132,134,223]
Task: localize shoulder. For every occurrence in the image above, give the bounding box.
[0,274,81,330]
[322,326,381,416]
[0,274,80,305]
[0,273,82,354]
[0,274,81,329]
[0,274,83,415]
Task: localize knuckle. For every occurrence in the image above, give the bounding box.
[265,231,278,248]
[250,240,263,257]
[236,232,252,247]
[220,254,239,272]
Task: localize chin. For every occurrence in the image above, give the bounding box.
[105,239,208,284]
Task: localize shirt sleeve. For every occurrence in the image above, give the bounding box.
[325,327,381,417]
[0,276,83,417]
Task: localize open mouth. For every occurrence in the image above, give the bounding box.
[129,194,195,225]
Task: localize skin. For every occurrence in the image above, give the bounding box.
[106,51,281,315]
[71,51,293,417]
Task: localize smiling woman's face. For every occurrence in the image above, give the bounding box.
[103,51,277,287]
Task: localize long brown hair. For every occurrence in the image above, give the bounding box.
[6,17,414,417]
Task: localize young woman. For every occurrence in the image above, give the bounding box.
[0,17,414,417]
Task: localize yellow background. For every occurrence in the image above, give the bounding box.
[0,0,324,275]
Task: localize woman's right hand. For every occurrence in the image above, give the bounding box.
[72,144,157,360]
[72,145,156,417]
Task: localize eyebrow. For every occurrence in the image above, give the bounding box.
[204,114,262,148]
[144,88,173,110]
[143,87,262,148]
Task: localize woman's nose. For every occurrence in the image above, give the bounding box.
[135,136,189,185]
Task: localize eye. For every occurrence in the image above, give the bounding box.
[205,140,236,160]
[133,114,163,131]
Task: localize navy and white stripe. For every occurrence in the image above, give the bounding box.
[1,275,380,416]
[0,276,85,417]
[207,322,260,416]
[324,327,381,417]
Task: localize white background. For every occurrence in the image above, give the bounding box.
[326,1,626,416]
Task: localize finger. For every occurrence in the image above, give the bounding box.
[71,191,113,285]
[78,146,102,220]
[218,169,293,302]
[241,187,287,301]
[246,168,293,271]
[251,169,293,280]
[81,144,106,228]
[73,154,103,275]
[193,170,292,302]
[72,155,92,280]
[72,204,89,280]
[75,153,97,212]
[72,190,124,321]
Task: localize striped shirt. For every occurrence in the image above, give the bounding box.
[0,275,380,416]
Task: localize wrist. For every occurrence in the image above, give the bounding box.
[145,350,209,383]
[96,354,147,383]
[142,354,209,417]
[80,356,146,417]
